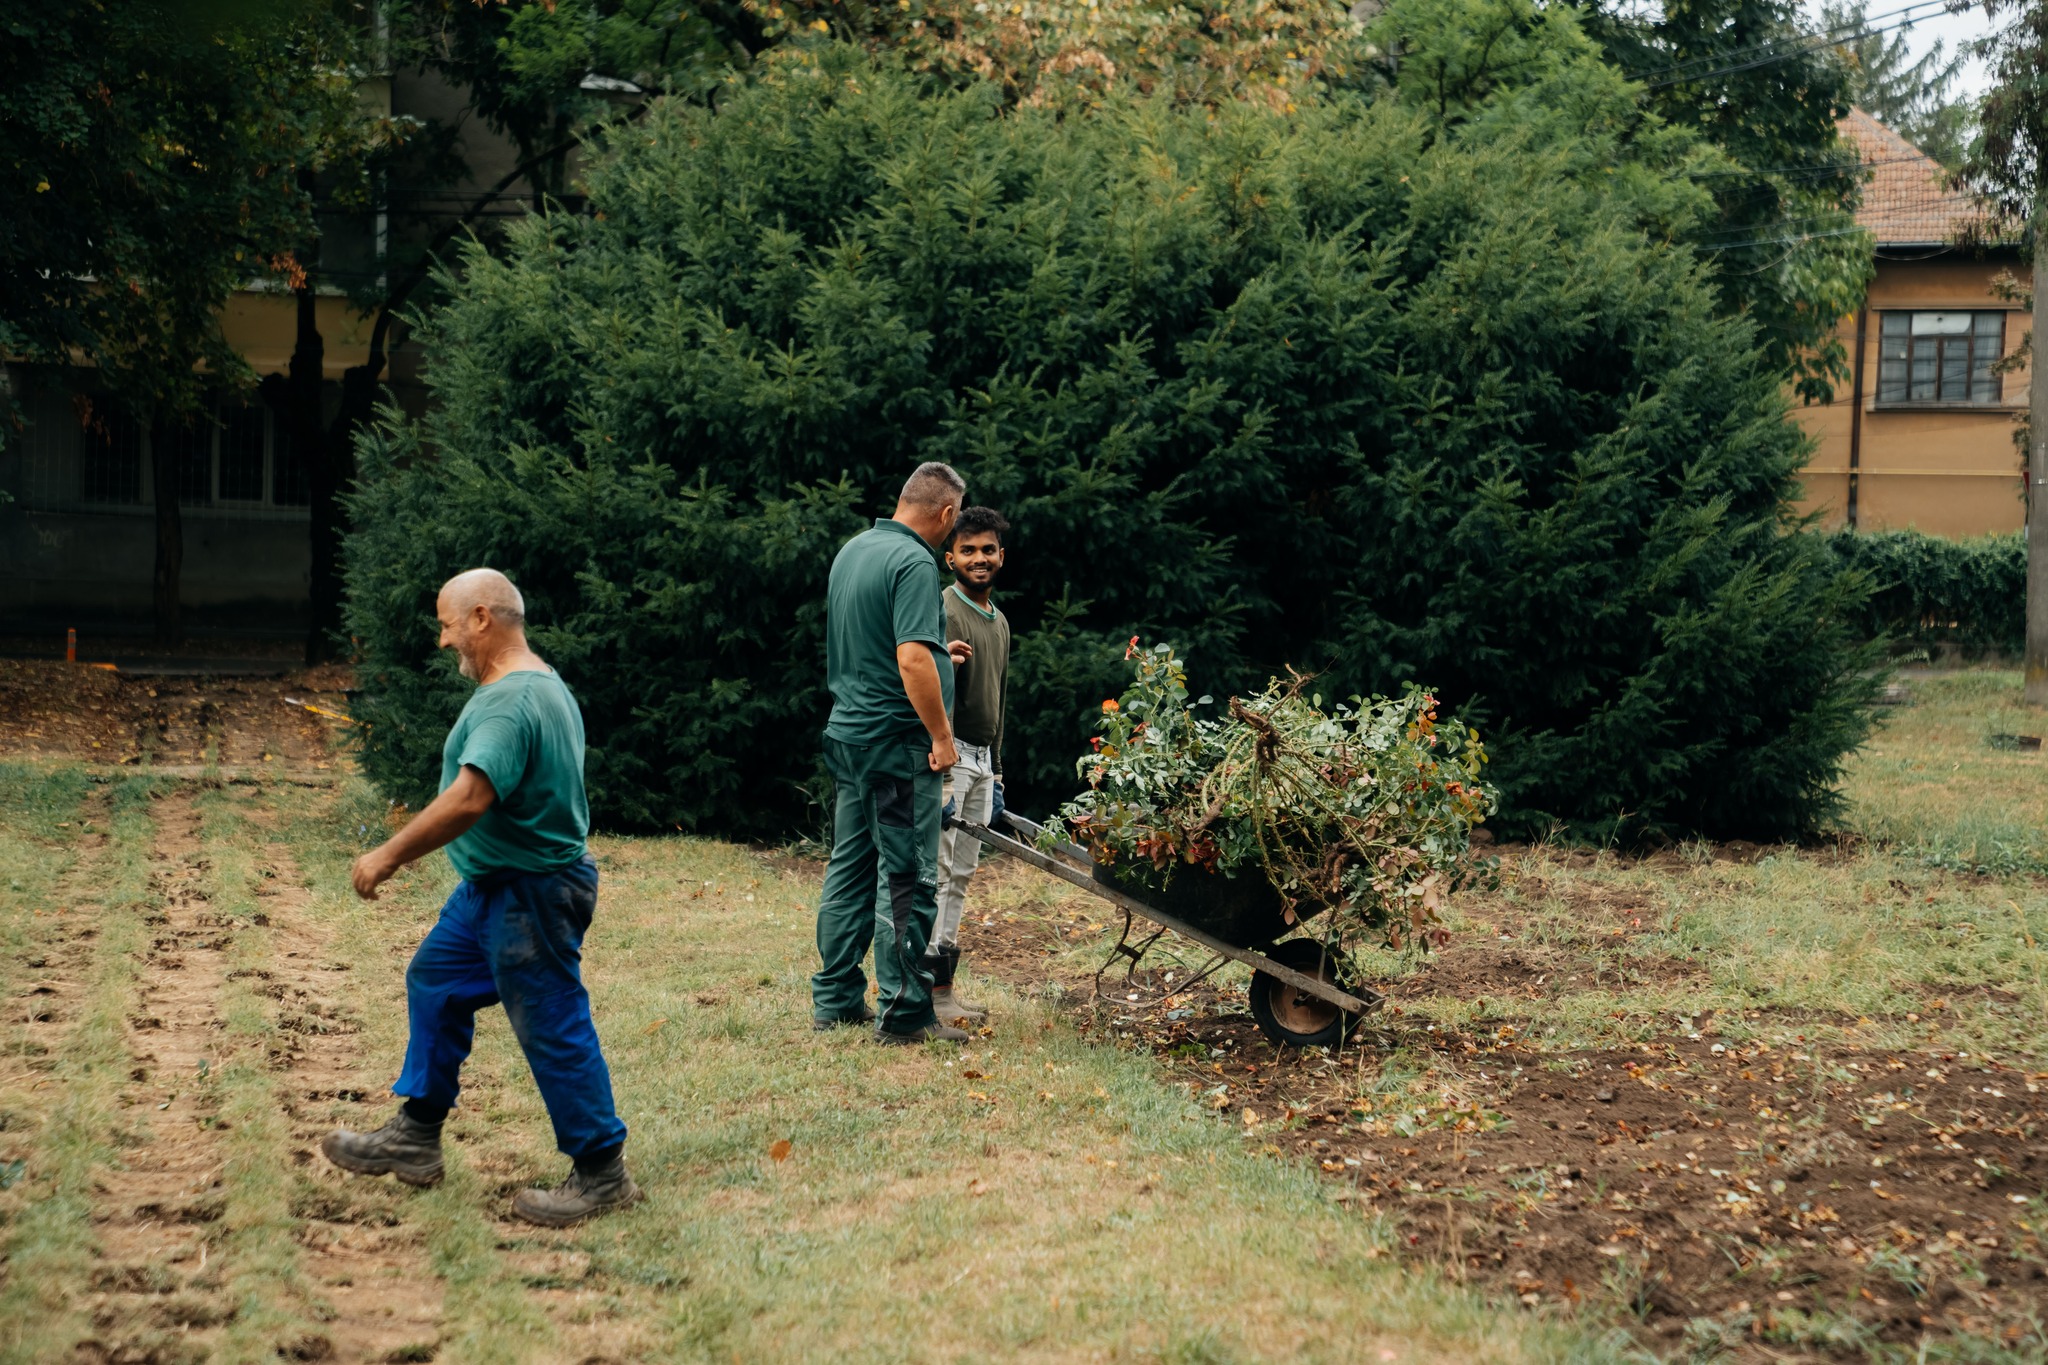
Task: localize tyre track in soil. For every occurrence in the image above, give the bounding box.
[78,787,241,1361]
[0,784,134,1361]
[79,787,444,1362]
[11,791,112,1100]
[253,819,445,1359]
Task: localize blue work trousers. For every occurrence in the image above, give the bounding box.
[393,856,627,1158]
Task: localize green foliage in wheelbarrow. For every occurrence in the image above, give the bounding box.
[1046,643,1497,947]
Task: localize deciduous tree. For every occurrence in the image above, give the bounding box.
[1,0,364,641]
[1573,0,1872,403]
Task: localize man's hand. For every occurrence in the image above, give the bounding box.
[947,639,973,666]
[929,734,959,772]
[351,847,400,901]
[348,766,498,902]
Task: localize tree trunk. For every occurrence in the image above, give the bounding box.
[2028,211,2048,704]
[290,283,334,664]
[151,422,183,647]
[319,360,375,651]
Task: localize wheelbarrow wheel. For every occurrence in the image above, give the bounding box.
[1249,939,1358,1049]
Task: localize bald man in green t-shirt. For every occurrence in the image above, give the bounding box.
[321,569,636,1228]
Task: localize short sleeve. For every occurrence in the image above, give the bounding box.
[456,709,532,802]
[892,553,944,648]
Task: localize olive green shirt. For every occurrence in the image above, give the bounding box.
[824,518,954,746]
[439,669,590,880]
[944,583,1009,773]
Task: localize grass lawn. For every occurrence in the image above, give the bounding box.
[0,762,1614,1363]
[0,666,2043,1363]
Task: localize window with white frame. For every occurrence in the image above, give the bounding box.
[74,401,309,511]
[1877,311,2006,405]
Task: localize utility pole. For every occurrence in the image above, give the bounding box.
[2030,196,2048,704]
[1964,0,2048,701]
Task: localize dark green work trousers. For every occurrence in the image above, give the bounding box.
[812,734,942,1033]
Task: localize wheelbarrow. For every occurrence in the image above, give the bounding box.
[947,811,1385,1048]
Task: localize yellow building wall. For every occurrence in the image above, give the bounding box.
[1790,256,2029,538]
[216,291,375,380]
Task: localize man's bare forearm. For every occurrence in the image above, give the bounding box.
[897,646,953,745]
[379,786,488,867]
[352,767,496,899]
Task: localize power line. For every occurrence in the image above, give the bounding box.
[1696,225,1871,252]
[1652,10,1945,90]
[1636,0,1942,81]
[1624,0,1951,90]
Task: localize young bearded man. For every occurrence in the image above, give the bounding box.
[928,506,1011,1024]
[812,463,974,1044]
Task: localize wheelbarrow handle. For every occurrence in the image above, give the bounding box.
[948,816,1381,1018]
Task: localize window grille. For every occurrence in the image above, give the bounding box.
[272,426,311,506]
[10,370,308,518]
[158,416,214,506]
[1877,312,2005,404]
[80,413,144,505]
[220,405,268,501]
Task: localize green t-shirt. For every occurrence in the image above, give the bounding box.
[439,669,590,880]
[824,518,954,746]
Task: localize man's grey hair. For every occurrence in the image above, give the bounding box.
[441,567,527,628]
[898,461,966,511]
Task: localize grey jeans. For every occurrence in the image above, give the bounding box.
[933,740,995,950]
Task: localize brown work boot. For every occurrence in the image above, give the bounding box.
[511,1153,643,1228]
[927,945,988,1023]
[875,1020,970,1045]
[320,1109,445,1188]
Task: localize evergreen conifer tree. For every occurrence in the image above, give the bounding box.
[346,19,1878,842]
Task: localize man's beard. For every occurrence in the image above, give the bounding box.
[456,647,479,681]
[954,566,998,591]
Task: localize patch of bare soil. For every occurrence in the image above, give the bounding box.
[81,788,241,1362]
[0,659,351,774]
[8,793,113,1075]
[254,828,445,1360]
[962,854,2048,1361]
[79,791,443,1363]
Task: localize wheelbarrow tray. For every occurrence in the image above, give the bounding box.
[949,812,1380,1019]
[1089,858,1323,950]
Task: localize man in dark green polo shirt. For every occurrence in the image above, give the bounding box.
[813,462,971,1044]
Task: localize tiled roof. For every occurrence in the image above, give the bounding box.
[1840,109,2010,247]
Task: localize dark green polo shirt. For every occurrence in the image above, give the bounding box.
[825,518,953,746]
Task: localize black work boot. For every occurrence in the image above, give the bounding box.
[875,1020,970,1045]
[927,945,988,1024]
[511,1152,644,1228]
[811,1002,878,1031]
[320,1109,445,1188]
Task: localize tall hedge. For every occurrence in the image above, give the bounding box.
[344,24,1879,842]
[1829,530,2025,656]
